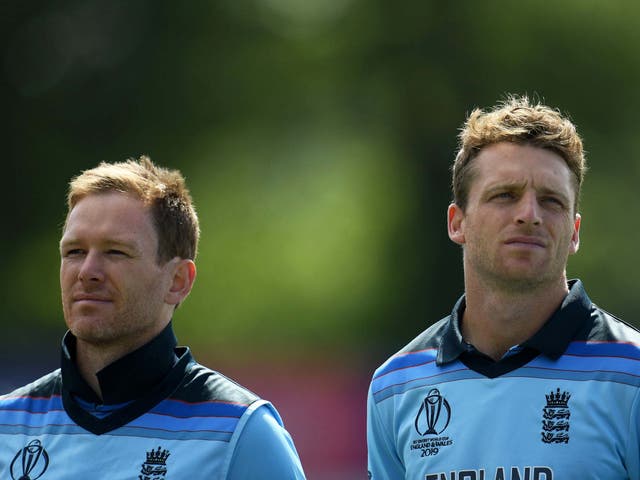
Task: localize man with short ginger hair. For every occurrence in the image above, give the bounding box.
[0,156,306,479]
[367,95,640,479]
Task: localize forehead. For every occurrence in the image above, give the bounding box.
[62,192,157,246]
[470,142,575,195]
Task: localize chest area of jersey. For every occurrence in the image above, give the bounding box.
[394,378,632,479]
[0,435,229,479]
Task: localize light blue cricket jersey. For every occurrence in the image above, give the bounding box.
[368,280,640,480]
[0,324,306,479]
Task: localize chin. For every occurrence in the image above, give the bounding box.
[68,317,112,339]
[503,272,555,290]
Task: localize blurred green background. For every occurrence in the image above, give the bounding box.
[4,1,640,478]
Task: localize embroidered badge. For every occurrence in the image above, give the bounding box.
[139,446,170,479]
[10,439,50,480]
[409,388,454,457]
[541,387,571,444]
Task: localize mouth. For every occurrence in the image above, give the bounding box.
[73,294,112,304]
[504,236,546,248]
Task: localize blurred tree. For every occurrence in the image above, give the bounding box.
[3,0,640,365]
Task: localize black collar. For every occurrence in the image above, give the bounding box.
[437,279,592,369]
[61,322,179,404]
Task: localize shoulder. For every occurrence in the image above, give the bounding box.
[174,362,305,478]
[371,315,451,382]
[172,360,260,407]
[402,316,452,354]
[583,305,640,344]
[0,369,61,401]
[0,370,62,419]
[147,361,265,444]
[564,304,640,365]
[227,403,306,478]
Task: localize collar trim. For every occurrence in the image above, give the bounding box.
[437,279,592,373]
[61,322,179,404]
[62,347,192,435]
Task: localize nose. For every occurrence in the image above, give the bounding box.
[515,192,541,226]
[78,251,105,283]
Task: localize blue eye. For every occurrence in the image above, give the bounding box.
[492,192,514,200]
[541,197,565,208]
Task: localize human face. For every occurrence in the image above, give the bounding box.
[60,192,178,350]
[448,142,581,292]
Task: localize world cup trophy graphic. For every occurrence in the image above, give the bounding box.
[10,439,49,480]
[414,388,451,436]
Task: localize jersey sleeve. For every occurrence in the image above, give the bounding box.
[367,381,404,480]
[625,387,640,478]
[226,401,306,479]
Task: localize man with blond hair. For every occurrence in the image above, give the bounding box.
[0,156,306,478]
[367,95,640,479]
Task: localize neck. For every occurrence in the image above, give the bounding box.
[73,323,169,400]
[75,340,146,400]
[461,272,569,361]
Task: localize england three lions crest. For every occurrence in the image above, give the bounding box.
[139,446,170,480]
[541,387,571,444]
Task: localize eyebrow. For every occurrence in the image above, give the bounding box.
[59,237,141,252]
[484,182,572,203]
[482,181,527,197]
[536,186,570,200]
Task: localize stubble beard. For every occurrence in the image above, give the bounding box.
[465,247,568,296]
[63,291,165,350]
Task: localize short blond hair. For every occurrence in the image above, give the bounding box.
[66,156,199,263]
[452,94,586,211]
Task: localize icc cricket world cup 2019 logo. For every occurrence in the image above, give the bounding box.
[10,439,50,480]
[415,388,451,436]
[410,388,453,457]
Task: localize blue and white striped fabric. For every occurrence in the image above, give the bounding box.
[367,280,640,480]
[0,330,305,479]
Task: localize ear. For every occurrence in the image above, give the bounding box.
[569,213,581,255]
[447,203,466,246]
[165,259,197,306]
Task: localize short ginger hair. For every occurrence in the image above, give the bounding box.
[66,156,199,263]
[452,94,586,212]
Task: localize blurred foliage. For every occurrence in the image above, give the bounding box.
[4,0,640,364]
